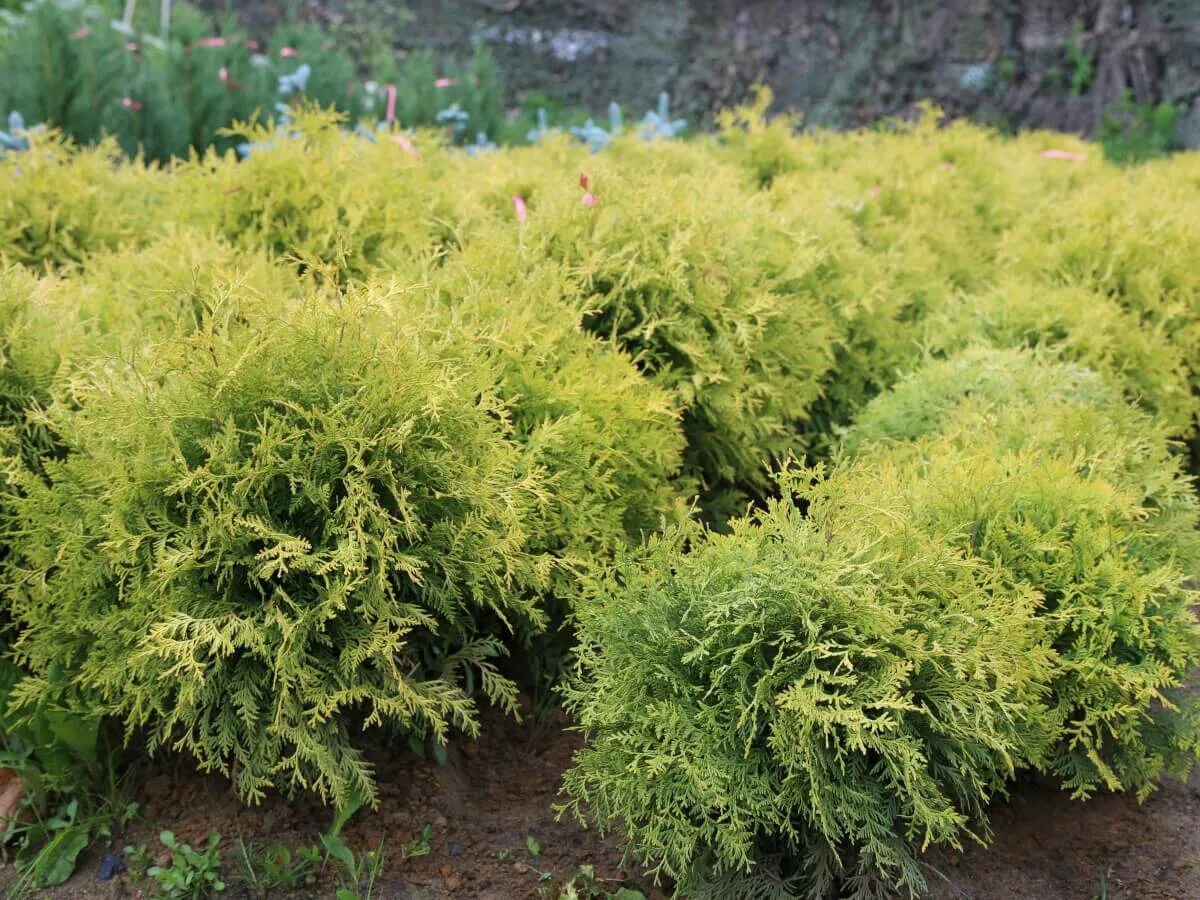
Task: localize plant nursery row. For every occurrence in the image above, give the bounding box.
[1,91,1199,897]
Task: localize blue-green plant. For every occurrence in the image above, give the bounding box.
[572,102,623,152]
[638,92,686,140]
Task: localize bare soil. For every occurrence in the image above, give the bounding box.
[5,706,1199,900]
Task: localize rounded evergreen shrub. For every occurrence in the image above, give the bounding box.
[54,231,300,348]
[563,475,1051,899]
[497,137,841,513]
[3,296,555,806]
[923,280,1196,435]
[842,348,1200,797]
[179,109,456,284]
[0,133,166,269]
[385,241,688,571]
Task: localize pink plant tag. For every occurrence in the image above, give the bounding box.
[512,195,528,222]
[1040,149,1086,162]
[279,46,298,58]
[384,84,398,125]
[434,78,457,89]
[579,172,597,207]
[391,134,419,158]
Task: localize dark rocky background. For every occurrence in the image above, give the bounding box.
[204,0,1200,145]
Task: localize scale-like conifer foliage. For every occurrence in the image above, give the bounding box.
[563,477,1051,899]
[3,298,554,806]
[843,348,1200,797]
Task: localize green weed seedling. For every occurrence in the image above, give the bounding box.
[124,841,152,881]
[319,832,386,900]
[404,824,433,860]
[147,831,225,899]
[238,839,320,893]
[318,793,387,900]
[543,864,646,900]
[0,688,134,895]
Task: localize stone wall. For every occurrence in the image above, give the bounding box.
[222,0,1200,145]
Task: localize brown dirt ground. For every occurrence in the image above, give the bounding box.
[4,710,1200,900]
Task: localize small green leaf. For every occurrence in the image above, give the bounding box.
[33,825,90,887]
[525,834,540,857]
[321,832,357,873]
[431,742,448,766]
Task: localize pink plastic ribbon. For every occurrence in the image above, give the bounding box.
[384,84,397,125]
[279,47,298,58]
[1040,149,1086,162]
[512,195,528,222]
[391,134,419,158]
[434,78,457,89]
[121,97,143,111]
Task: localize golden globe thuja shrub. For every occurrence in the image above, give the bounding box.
[3,296,558,807]
[0,133,170,270]
[994,151,1200,405]
[44,231,301,350]
[562,470,1053,899]
[920,279,1197,435]
[843,347,1200,798]
[173,114,448,284]
[2,237,687,805]
[500,135,840,510]
[565,349,1199,898]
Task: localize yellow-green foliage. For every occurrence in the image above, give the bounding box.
[53,231,300,347]
[921,281,1196,434]
[501,136,839,506]
[563,474,1053,899]
[0,201,688,807]
[176,114,459,283]
[0,135,168,269]
[843,349,1200,798]
[0,265,64,471]
[5,297,556,807]
[379,240,687,572]
[566,348,1200,898]
[0,97,1199,897]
